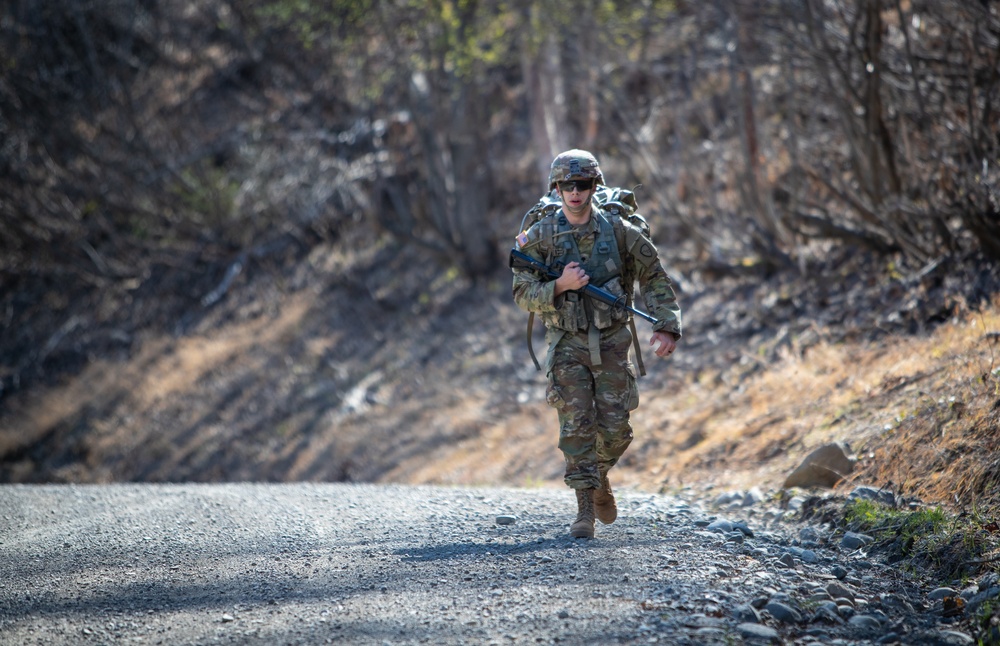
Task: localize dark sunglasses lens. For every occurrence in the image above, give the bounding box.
[559,180,593,192]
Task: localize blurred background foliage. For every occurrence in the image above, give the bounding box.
[1,0,999,397]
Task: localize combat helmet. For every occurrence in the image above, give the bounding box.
[548,149,604,189]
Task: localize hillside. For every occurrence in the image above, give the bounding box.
[3,224,999,511]
[2,1,1000,513]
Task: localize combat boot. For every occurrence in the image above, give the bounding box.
[594,471,617,525]
[570,488,595,539]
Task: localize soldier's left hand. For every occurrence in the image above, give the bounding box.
[650,331,677,358]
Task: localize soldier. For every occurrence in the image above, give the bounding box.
[512,149,682,539]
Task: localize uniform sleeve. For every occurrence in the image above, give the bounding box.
[511,228,560,315]
[622,224,682,339]
[635,259,682,339]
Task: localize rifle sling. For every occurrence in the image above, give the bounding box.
[584,299,602,367]
[629,318,646,377]
[527,312,541,371]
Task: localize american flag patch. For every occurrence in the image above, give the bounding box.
[515,231,529,249]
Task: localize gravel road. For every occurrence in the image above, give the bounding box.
[0,483,988,645]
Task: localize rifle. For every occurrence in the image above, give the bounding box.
[509,248,658,325]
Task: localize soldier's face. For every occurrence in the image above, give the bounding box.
[557,179,594,215]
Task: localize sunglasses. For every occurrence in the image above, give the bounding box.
[557,179,595,193]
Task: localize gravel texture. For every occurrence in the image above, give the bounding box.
[0,483,988,645]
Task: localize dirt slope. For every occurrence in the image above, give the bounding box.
[2,232,999,516]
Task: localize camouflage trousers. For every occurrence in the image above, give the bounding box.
[545,324,639,490]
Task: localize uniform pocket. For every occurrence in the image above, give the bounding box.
[546,291,586,332]
[545,373,567,410]
[591,278,627,330]
[623,363,639,411]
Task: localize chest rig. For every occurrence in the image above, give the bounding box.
[516,187,652,376]
[540,211,625,332]
[535,210,633,370]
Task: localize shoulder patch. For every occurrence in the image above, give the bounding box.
[515,230,529,249]
[625,226,659,267]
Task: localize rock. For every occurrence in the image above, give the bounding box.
[495,515,517,525]
[959,584,979,599]
[827,582,855,601]
[681,614,726,629]
[812,603,842,624]
[850,486,897,507]
[733,520,754,538]
[834,596,856,608]
[733,603,762,623]
[798,526,820,543]
[764,601,802,623]
[979,573,1000,589]
[777,553,797,568]
[880,593,913,611]
[786,495,807,511]
[840,531,875,550]
[783,443,855,489]
[707,519,734,533]
[736,622,781,643]
[965,585,1000,612]
[909,630,976,645]
[694,627,728,642]
[831,565,848,580]
[848,614,883,633]
[714,491,743,507]
[928,587,958,601]
[743,488,765,506]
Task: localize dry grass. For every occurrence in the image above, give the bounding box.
[3,259,999,521]
[615,297,1000,511]
[374,297,1000,520]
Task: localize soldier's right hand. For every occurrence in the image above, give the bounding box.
[554,261,589,296]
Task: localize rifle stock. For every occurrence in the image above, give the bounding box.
[509,248,659,325]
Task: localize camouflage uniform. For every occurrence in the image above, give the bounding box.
[512,164,682,491]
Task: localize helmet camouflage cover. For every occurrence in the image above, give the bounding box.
[548,149,604,189]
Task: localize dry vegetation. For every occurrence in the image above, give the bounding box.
[2,0,1000,538]
[4,234,998,516]
[629,297,1000,505]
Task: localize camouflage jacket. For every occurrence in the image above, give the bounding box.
[511,205,682,340]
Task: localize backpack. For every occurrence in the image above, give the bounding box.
[516,185,650,376]
[517,185,650,240]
